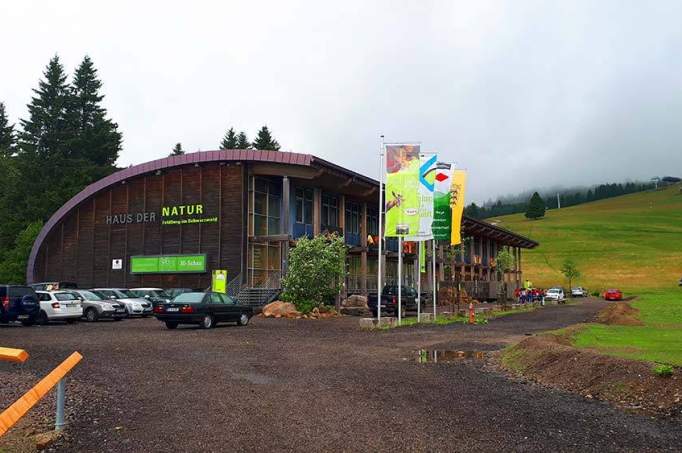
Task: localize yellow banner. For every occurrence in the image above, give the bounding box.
[449,170,467,245]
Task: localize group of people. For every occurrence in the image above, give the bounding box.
[515,287,545,304]
[514,280,545,304]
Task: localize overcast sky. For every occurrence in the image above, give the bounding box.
[2,1,681,203]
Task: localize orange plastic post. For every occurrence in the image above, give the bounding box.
[468,302,475,324]
[0,347,29,364]
[0,352,82,437]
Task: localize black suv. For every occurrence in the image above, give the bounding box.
[0,285,40,326]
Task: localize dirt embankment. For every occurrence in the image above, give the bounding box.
[595,301,643,326]
[499,302,681,416]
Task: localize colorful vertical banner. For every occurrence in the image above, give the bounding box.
[212,269,228,294]
[449,170,468,245]
[405,154,436,241]
[432,162,453,240]
[419,242,426,273]
[384,144,421,237]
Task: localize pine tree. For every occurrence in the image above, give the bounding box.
[15,55,80,224]
[525,192,546,220]
[170,143,184,156]
[252,125,280,151]
[236,131,251,150]
[0,102,15,157]
[19,55,72,159]
[220,127,238,149]
[68,55,122,172]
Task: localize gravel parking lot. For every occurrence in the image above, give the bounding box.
[2,300,681,452]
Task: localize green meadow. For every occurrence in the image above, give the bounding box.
[494,184,682,365]
[493,184,682,293]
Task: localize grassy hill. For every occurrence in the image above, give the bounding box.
[492,183,682,293]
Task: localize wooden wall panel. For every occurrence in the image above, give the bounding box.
[34,162,245,289]
[162,168,182,254]
[77,199,95,287]
[93,192,110,286]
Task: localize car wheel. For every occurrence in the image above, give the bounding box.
[201,314,214,329]
[165,321,178,329]
[38,311,49,326]
[85,308,98,322]
[237,313,250,326]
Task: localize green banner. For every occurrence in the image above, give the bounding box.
[419,242,426,273]
[432,163,453,241]
[130,254,207,274]
[385,144,421,237]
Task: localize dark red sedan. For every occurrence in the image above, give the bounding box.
[604,289,623,301]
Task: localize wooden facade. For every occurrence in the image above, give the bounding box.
[28,150,537,297]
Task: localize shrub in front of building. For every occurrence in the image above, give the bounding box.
[281,234,346,312]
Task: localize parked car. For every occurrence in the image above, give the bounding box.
[571,287,588,297]
[678,277,682,287]
[545,287,566,303]
[92,288,152,317]
[165,288,196,299]
[153,291,253,329]
[70,289,126,322]
[604,289,623,301]
[367,285,420,317]
[35,291,83,324]
[30,282,78,291]
[0,284,40,326]
[130,288,172,306]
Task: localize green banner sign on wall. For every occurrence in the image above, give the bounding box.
[130,254,207,274]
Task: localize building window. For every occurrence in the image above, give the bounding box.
[249,177,281,236]
[248,241,282,286]
[295,187,314,224]
[345,202,360,235]
[321,193,338,227]
[367,209,378,236]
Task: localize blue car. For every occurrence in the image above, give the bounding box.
[0,285,40,326]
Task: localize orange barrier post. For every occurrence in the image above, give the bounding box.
[0,347,29,364]
[0,352,82,437]
[468,302,475,324]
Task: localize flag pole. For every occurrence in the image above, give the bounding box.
[377,136,384,323]
[417,240,421,322]
[432,239,437,320]
[398,236,402,325]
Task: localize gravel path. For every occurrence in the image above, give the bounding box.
[1,299,681,452]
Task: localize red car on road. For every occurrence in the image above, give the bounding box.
[604,289,623,301]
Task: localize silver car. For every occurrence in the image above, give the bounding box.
[130,288,172,305]
[92,288,152,317]
[70,289,126,322]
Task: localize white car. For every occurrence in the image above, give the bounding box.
[545,287,566,303]
[92,288,152,317]
[571,287,588,297]
[35,291,83,324]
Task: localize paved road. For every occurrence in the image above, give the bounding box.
[1,299,681,452]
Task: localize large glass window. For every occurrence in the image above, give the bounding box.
[367,209,378,236]
[248,241,282,286]
[249,177,281,236]
[295,187,314,224]
[321,193,338,227]
[345,202,361,235]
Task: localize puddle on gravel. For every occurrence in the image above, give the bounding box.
[417,349,486,363]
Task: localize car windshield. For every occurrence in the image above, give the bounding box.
[173,292,206,304]
[94,290,118,299]
[55,293,77,301]
[117,289,137,298]
[78,291,103,301]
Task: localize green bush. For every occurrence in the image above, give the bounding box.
[591,291,601,297]
[281,234,346,309]
[652,363,674,377]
